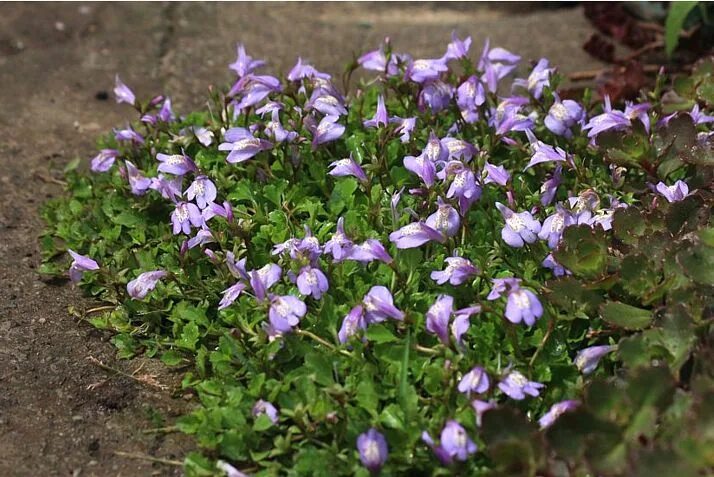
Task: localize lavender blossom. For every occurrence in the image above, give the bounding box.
[505,288,543,326]
[287,57,331,81]
[114,75,136,105]
[456,76,486,123]
[265,109,298,143]
[441,161,481,213]
[495,202,541,248]
[357,428,388,473]
[426,294,454,345]
[229,43,265,78]
[441,138,477,162]
[389,116,416,143]
[68,249,99,283]
[186,175,217,209]
[307,88,347,117]
[440,420,478,461]
[443,31,471,61]
[229,74,282,109]
[125,160,152,196]
[328,154,368,183]
[252,399,279,424]
[538,205,574,249]
[583,96,631,138]
[539,400,579,429]
[296,266,329,300]
[655,180,690,203]
[338,305,366,344]
[324,217,354,262]
[219,127,272,163]
[421,431,453,465]
[389,221,445,249]
[150,174,183,201]
[268,294,307,335]
[689,103,714,124]
[540,165,562,206]
[478,40,521,92]
[545,96,585,138]
[249,263,282,301]
[127,270,167,300]
[171,202,203,235]
[347,239,393,265]
[513,58,552,99]
[483,161,510,187]
[405,58,448,83]
[358,42,401,76]
[217,461,249,477]
[451,305,481,346]
[186,229,215,249]
[457,367,490,396]
[525,129,568,170]
[403,154,436,188]
[574,345,616,375]
[156,152,197,176]
[218,282,247,310]
[419,80,453,113]
[487,277,522,300]
[426,198,460,238]
[114,127,144,144]
[363,95,388,128]
[472,400,497,427]
[362,286,404,323]
[430,255,478,286]
[310,115,345,148]
[542,253,570,277]
[498,370,544,400]
[90,149,119,173]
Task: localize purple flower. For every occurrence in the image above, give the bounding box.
[441,138,478,162]
[357,428,388,473]
[426,198,460,238]
[540,165,562,206]
[458,367,490,396]
[574,345,616,374]
[456,76,486,123]
[219,127,272,163]
[389,116,416,143]
[338,305,367,344]
[125,160,152,196]
[389,221,445,249]
[426,294,454,345]
[171,202,204,235]
[218,282,247,310]
[542,253,570,277]
[156,152,197,176]
[483,161,510,187]
[249,263,282,302]
[443,31,472,61]
[252,399,279,424]
[405,58,448,83]
[505,288,543,326]
[451,305,481,346]
[624,102,651,133]
[156,97,174,123]
[287,57,331,81]
[440,420,478,461]
[487,277,521,300]
[655,180,690,203]
[114,75,136,105]
[478,40,521,92]
[430,255,478,286]
[68,249,99,283]
[362,286,404,323]
[114,127,144,144]
[538,205,574,249]
[403,154,436,188]
[539,400,579,429]
[328,154,368,183]
[296,266,329,300]
[689,103,714,124]
[307,88,347,117]
[229,43,265,78]
[90,149,119,173]
[441,161,481,213]
[513,58,552,99]
[188,126,214,146]
[186,228,215,249]
[185,175,217,209]
[150,174,183,201]
[347,239,393,265]
[324,217,354,262]
[268,294,307,335]
[310,115,345,148]
[421,431,453,465]
[265,109,298,143]
[127,270,167,300]
[498,371,544,400]
[545,96,585,138]
[583,96,631,138]
[419,80,453,113]
[358,42,401,76]
[229,74,281,109]
[495,202,541,248]
[363,95,388,128]
[472,400,497,427]
[525,130,568,170]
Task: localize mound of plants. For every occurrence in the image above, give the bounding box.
[40,35,714,476]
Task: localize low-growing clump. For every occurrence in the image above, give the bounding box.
[41,35,714,476]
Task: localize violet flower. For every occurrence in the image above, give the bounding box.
[186,228,215,249]
[389,116,416,143]
[421,431,453,465]
[307,88,347,117]
[338,305,366,344]
[457,367,490,396]
[539,400,579,429]
[114,127,144,144]
[472,400,497,427]
[171,202,203,235]
[513,58,552,99]
[538,205,574,249]
[441,161,481,213]
[419,80,453,113]
[219,127,272,163]
[188,126,214,146]
[574,345,616,374]
[439,420,478,461]
[358,42,401,76]
[405,57,448,84]
[583,96,631,138]
[451,305,481,346]
[156,152,197,176]
[430,255,478,286]
[540,165,562,206]
[542,253,570,277]
[357,428,388,473]
[456,76,486,123]
[229,43,265,78]
[443,31,471,61]
[328,154,368,183]
[498,370,544,400]
[426,198,460,238]
[229,74,281,109]
[310,115,345,148]
[483,161,510,187]
[487,277,522,301]
[389,221,445,249]
[403,154,436,188]
[655,180,690,203]
[218,282,247,310]
[324,217,354,262]
[125,160,152,196]
[441,138,478,162]
[150,174,183,201]
[185,175,217,209]
[90,149,119,173]
[362,286,404,323]
[296,266,329,300]
[127,270,167,300]
[347,239,393,265]
[495,202,541,248]
[252,399,279,424]
[478,39,521,93]
[545,96,585,138]
[525,129,568,170]
[68,249,99,283]
[363,95,388,128]
[287,57,331,81]
[689,103,714,124]
[249,263,282,302]
[114,75,135,105]
[426,294,454,345]
[265,109,298,143]
[268,294,307,335]
[505,287,543,326]
[217,461,249,477]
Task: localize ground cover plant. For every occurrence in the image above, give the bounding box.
[40,35,714,476]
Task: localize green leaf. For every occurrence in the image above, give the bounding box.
[365,324,398,343]
[665,2,698,56]
[252,413,274,431]
[160,350,184,366]
[600,301,653,330]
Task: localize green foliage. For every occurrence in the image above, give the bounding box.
[665,2,699,56]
